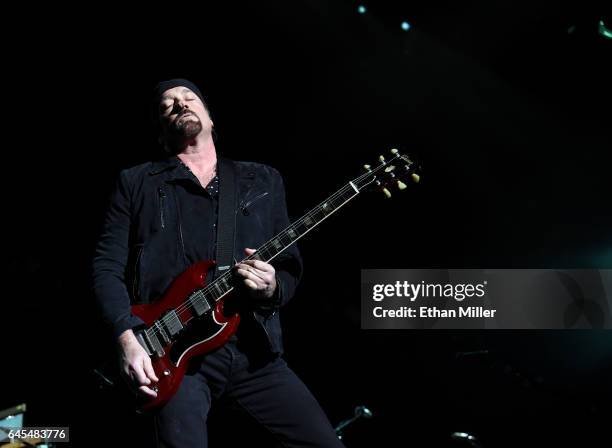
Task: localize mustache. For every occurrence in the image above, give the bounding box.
[170,110,200,132]
[177,110,196,120]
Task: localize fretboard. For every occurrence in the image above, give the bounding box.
[184,180,361,311]
[252,181,360,264]
[174,151,408,323]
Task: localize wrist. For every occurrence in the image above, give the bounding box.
[117,329,137,346]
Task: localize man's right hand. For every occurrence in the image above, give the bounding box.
[117,329,159,398]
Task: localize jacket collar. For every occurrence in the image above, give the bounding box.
[149,155,229,185]
[148,156,182,176]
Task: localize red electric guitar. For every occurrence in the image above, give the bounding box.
[123,149,419,411]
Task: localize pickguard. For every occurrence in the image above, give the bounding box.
[169,310,226,366]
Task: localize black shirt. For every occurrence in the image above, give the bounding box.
[174,159,220,265]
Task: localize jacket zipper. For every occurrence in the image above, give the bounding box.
[158,187,166,229]
[132,246,144,301]
[240,191,269,215]
[171,185,188,268]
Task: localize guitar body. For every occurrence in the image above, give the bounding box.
[131,260,240,411]
[104,149,416,412]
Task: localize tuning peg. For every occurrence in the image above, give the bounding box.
[384,165,396,172]
[397,180,407,190]
[411,173,420,183]
[382,187,392,198]
[390,148,400,156]
[364,164,372,171]
[379,155,385,163]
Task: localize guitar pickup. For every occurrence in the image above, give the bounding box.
[191,291,212,316]
[136,329,165,357]
[161,310,184,338]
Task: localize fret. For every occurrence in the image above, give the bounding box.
[277,232,290,246]
[207,286,218,300]
[315,205,329,219]
[321,201,333,214]
[249,251,263,261]
[283,231,294,244]
[257,246,274,261]
[217,276,230,290]
[213,282,223,298]
[270,238,283,252]
[247,182,360,265]
[294,221,310,234]
[332,188,354,206]
[303,215,315,227]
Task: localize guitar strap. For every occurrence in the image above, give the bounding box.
[215,157,237,279]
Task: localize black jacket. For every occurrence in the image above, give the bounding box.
[92,156,303,354]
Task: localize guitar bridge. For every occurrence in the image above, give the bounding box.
[136,329,165,358]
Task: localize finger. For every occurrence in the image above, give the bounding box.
[235,263,252,274]
[138,385,158,398]
[143,359,159,383]
[244,278,260,290]
[244,247,256,256]
[235,267,250,279]
[242,259,274,273]
[236,267,264,282]
[131,364,151,386]
[238,262,272,281]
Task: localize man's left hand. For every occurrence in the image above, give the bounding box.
[235,248,277,299]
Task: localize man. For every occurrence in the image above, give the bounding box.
[92,79,343,447]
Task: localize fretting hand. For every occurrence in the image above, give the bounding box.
[234,248,277,299]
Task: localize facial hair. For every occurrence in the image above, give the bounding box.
[170,111,203,139]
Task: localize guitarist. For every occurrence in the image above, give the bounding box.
[92,79,344,447]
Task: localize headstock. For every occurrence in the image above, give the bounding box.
[353,148,420,198]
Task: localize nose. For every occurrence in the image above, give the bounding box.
[169,100,189,116]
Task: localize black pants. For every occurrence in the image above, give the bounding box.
[153,340,344,448]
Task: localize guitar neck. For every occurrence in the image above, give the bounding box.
[201,181,361,303]
[252,181,361,264]
[186,152,410,307]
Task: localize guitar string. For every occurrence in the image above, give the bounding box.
[144,154,406,341]
[144,179,361,341]
[144,154,405,341]
[149,158,389,323]
[156,183,361,336]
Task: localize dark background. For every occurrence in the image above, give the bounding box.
[3,1,612,446]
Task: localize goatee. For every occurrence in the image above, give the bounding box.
[172,114,203,139]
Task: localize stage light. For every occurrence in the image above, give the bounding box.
[598,20,612,39]
[401,21,411,31]
[358,5,367,15]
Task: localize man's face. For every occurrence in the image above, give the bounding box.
[158,87,212,141]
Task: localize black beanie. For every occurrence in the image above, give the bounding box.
[153,78,207,109]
